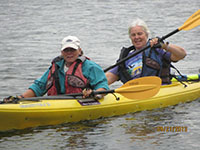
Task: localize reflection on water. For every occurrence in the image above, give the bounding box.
[1,101,199,150]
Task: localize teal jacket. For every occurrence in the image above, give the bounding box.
[29,57,109,96]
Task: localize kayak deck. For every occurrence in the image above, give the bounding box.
[1,81,200,132]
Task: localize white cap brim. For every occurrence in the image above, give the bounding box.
[61,43,79,51]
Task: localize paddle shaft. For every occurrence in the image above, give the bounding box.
[104,28,180,72]
[15,90,115,101]
[66,89,115,96]
[104,45,150,72]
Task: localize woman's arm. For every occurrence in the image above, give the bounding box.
[106,72,119,85]
[150,38,187,62]
[18,89,36,98]
[162,43,186,61]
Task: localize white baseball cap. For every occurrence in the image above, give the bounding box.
[61,36,80,50]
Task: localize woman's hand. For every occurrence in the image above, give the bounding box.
[82,88,93,98]
[150,37,165,48]
[2,96,20,103]
[82,88,105,99]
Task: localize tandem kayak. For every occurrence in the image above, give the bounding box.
[1,75,200,132]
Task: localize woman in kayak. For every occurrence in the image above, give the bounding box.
[106,18,186,85]
[4,36,109,102]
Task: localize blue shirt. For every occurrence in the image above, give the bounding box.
[29,58,109,96]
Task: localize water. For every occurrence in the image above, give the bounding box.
[0,0,200,149]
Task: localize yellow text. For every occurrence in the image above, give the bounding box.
[156,126,188,132]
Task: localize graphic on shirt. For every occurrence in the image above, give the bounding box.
[126,53,142,78]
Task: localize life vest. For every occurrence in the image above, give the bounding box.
[46,56,89,96]
[117,45,171,84]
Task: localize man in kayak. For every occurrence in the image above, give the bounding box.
[106,18,186,85]
[3,36,109,102]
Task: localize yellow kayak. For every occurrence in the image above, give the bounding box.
[1,75,200,132]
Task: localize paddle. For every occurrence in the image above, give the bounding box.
[67,76,161,99]
[19,76,161,101]
[104,9,200,72]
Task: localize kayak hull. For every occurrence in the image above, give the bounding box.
[1,81,200,132]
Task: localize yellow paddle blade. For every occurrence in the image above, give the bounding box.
[116,76,161,99]
[185,9,200,22]
[178,9,200,31]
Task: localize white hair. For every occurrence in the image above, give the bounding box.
[128,18,150,38]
